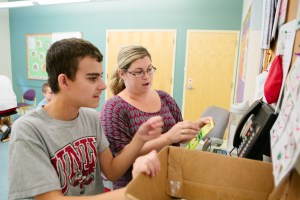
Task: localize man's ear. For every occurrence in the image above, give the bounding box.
[57,74,69,90]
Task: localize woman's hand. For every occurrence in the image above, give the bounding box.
[132,150,160,178]
[136,116,164,142]
[196,116,213,129]
[164,121,200,144]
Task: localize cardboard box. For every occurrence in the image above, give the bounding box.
[125,146,300,200]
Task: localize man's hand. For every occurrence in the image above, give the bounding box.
[132,150,160,178]
[136,116,163,142]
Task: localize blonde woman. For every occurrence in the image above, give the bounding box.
[101,45,212,189]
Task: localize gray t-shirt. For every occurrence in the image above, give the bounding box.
[8,107,109,200]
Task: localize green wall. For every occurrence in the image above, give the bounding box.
[9,0,243,111]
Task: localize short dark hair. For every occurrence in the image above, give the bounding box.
[46,38,103,93]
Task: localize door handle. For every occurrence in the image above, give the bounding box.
[187,85,194,90]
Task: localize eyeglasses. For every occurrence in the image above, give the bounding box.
[126,66,156,78]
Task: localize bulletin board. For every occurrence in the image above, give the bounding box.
[26,34,51,80]
[269,0,298,65]
[26,32,82,80]
[267,0,300,187]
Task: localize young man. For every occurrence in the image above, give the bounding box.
[37,82,53,108]
[8,38,163,199]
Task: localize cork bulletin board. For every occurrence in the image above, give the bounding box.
[267,0,300,187]
[270,0,299,67]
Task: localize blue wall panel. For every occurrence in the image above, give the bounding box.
[9,0,243,111]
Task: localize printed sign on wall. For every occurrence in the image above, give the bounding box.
[26,32,82,80]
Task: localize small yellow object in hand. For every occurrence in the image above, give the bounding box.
[186,120,214,150]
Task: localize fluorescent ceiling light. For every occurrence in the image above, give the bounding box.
[36,0,90,5]
[0,1,34,8]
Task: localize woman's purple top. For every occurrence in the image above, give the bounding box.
[100,90,182,189]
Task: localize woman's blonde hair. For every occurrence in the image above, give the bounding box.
[110,45,151,95]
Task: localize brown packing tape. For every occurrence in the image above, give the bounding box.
[167,149,183,197]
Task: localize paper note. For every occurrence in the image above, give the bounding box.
[271,57,300,186]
